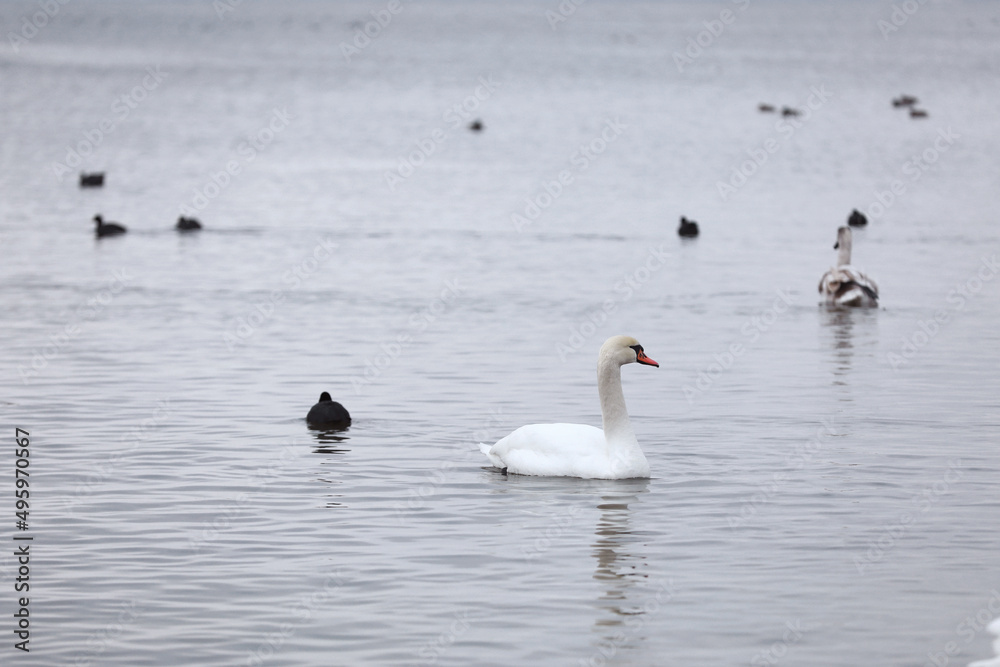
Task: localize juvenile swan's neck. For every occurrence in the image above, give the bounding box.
[597,357,637,447]
[836,230,852,266]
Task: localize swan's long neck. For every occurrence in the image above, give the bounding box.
[837,234,852,266]
[597,357,637,447]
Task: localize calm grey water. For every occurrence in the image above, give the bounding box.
[2,1,999,665]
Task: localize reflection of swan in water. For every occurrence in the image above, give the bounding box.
[587,479,671,659]
[821,306,877,396]
[824,307,855,384]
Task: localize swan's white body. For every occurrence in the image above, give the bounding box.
[479,335,658,479]
[819,227,879,307]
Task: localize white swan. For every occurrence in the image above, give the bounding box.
[479,335,659,479]
[819,226,879,307]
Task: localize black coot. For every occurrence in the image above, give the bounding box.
[176,216,202,231]
[306,392,351,428]
[94,214,127,237]
[678,216,699,238]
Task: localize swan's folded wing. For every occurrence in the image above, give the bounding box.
[481,423,606,477]
[478,442,505,469]
[840,265,878,298]
[819,267,839,295]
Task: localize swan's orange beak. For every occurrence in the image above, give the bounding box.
[636,350,659,367]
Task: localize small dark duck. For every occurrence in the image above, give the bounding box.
[678,216,699,238]
[93,214,126,237]
[306,392,351,429]
[176,216,202,231]
[847,209,868,227]
[80,172,104,187]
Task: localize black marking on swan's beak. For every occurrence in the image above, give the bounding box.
[630,344,659,367]
[834,241,840,249]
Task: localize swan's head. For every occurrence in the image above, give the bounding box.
[93,214,103,225]
[600,335,659,368]
[834,225,852,250]
[318,391,332,402]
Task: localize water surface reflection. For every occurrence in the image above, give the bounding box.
[587,480,673,662]
[309,426,351,455]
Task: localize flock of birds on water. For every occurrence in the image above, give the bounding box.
[79,102,891,480]
[758,93,929,118]
[81,118,492,237]
[84,172,203,236]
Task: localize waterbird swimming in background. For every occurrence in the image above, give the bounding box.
[306,392,351,429]
[819,226,879,307]
[479,335,659,479]
[80,172,104,187]
[678,216,699,237]
[176,216,202,231]
[93,214,127,237]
